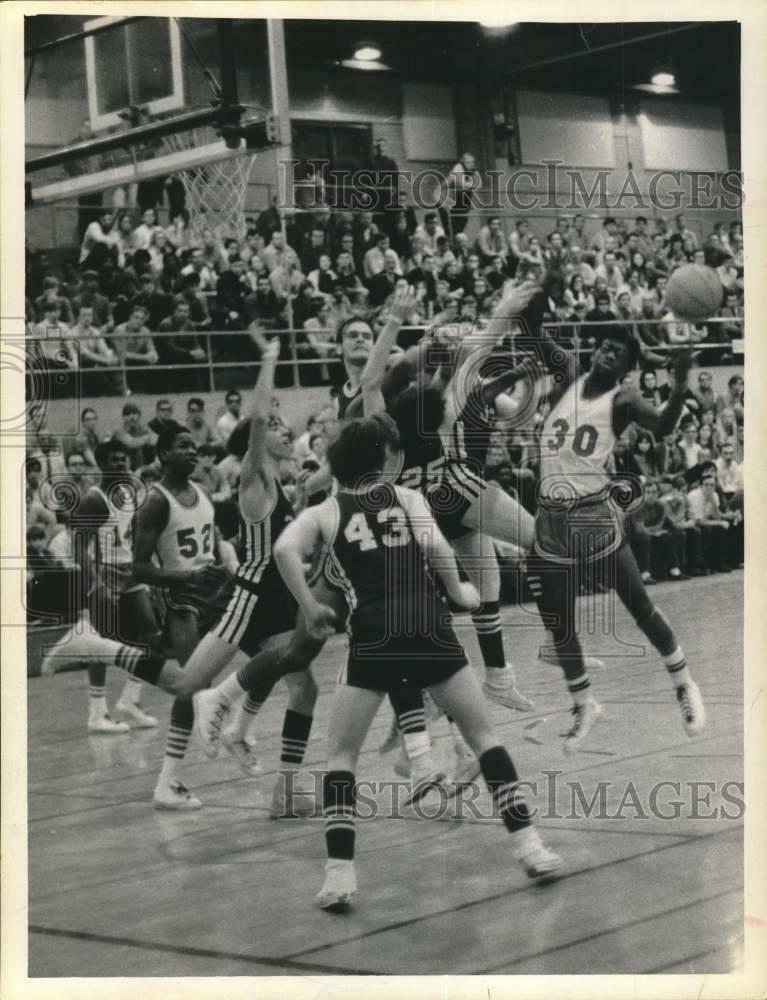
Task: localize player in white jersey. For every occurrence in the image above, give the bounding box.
[69,439,159,733]
[132,423,231,809]
[520,304,706,752]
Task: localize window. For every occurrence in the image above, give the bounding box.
[84,17,184,130]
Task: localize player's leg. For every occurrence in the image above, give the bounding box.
[530,552,604,753]
[452,530,534,712]
[608,543,705,736]
[84,587,130,734]
[318,683,385,911]
[114,588,161,729]
[268,659,322,818]
[428,663,562,879]
[153,609,204,811]
[460,480,535,550]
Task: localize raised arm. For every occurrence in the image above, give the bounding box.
[360,286,417,415]
[613,350,694,440]
[239,330,281,493]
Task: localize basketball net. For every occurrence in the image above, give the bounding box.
[160,127,256,244]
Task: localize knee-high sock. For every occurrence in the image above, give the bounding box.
[388,687,429,760]
[279,709,313,771]
[158,697,194,786]
[323,770,356,860]
[479,745,531,833]
[87,662,108,717]
[471,601,506,669]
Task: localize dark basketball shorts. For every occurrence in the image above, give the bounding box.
[425,463,487,541]
[534,497,623,566]
[89,584,159,646]
[157,566,235,643]
[211,573,299,657]
[341,601,468,693]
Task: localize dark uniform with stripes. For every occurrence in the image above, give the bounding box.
[324,482,467,692]
[212,478,298,655]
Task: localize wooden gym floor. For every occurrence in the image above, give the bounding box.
[27,571,743,977]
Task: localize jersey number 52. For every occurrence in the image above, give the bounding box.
[176,523,212,557]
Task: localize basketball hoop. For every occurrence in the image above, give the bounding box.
[160,125,256,243]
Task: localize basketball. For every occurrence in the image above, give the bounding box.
[665,264,724,321]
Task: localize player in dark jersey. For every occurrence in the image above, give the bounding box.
[273,414,562,910]
[68,439,160,733]
[518,297,706,752]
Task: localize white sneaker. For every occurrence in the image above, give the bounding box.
[539,647,606,671]
[222,730,262,776]
[562,697,603,754]
[403,755,449,807]
[153,780,203,811]
[316,859,357,911]
[513,826,563,879]
[483,666,535,712]
[269,771,316,818]
[676,680,706,737]
[193,689,230,759]
[115,701,158,729]
[41,624,121,676]
[87,713,130,735]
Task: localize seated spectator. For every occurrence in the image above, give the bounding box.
[686,472,738,572]
[63,450,96,502]
[110,212,137,268]
[716,440,744,501]
[181,245,218,292]
[658,359,701,418]
[594,250,624,294]
[111,402,156,469]
[74,407,102,468]
[269,256,305,301]
[26,525,78,624]
[363,233,398,281]
[307,254,337,297]
[245,275,285,325]
[185,397,218,451]
[28,302,78,396]
[661,474,706,575]
[677,419,704,471]
[564,274,590,317]
[368,250,401,307]
[293,414,320,466]
[34,276,73,323]
[697,424,719,459]
[178,272,213,330]
[79,210,115,267]
[215,390,242,447]
[299,299,338,385]
[485,255,507,292]
[260,230,299,274]
[301,225,331,274]
[156,299,208,387]
[133,273,175,329]
[633,431,664,480]
[112,303,158,393]
[584,291,616,331]
[133,208,162,251]
[334,251,362,293]
[148,398,177,436]
[192,443,231,504]
[72,269,114,332]
[716,373,744,425]
[636,479,687,581]
[474,215,507,267]
[615,290,637,323]
[414,211,446,254]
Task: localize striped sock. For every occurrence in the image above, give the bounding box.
[323,770,356,860]
[479,746,531,834]
[568,674,592,704]
[159,698,194,785]
[113,644,165,686]
[280,709,313,769]
[663,646,690,688]
[472,601,506,670]
[88,683,107,717]
[228,694,264,740]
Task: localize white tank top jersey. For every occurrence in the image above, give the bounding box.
[152,482,216,572]
[539,375,622,500]
[92,486,136,566]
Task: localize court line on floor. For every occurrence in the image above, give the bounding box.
[27,925,377,976]
[476,886,743,975]
[282,824,743,963]
[646,943,739,973]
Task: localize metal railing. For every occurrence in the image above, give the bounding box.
[25,316,744,399]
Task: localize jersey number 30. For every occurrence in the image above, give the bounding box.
[344,509,411,550]
[546,419,599,457]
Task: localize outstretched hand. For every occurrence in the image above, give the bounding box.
[497,279,539,318]
[387,285,419,323]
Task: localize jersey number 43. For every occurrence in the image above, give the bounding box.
[344,509,411,550]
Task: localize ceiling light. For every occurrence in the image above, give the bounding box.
[651,71,675,87]
[341,59,390,72]
[353,44,382,61]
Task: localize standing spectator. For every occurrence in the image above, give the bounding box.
[443,152,481,236]
[111,402,156,470]
[369,136,401,228]
[215,390,242,447]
